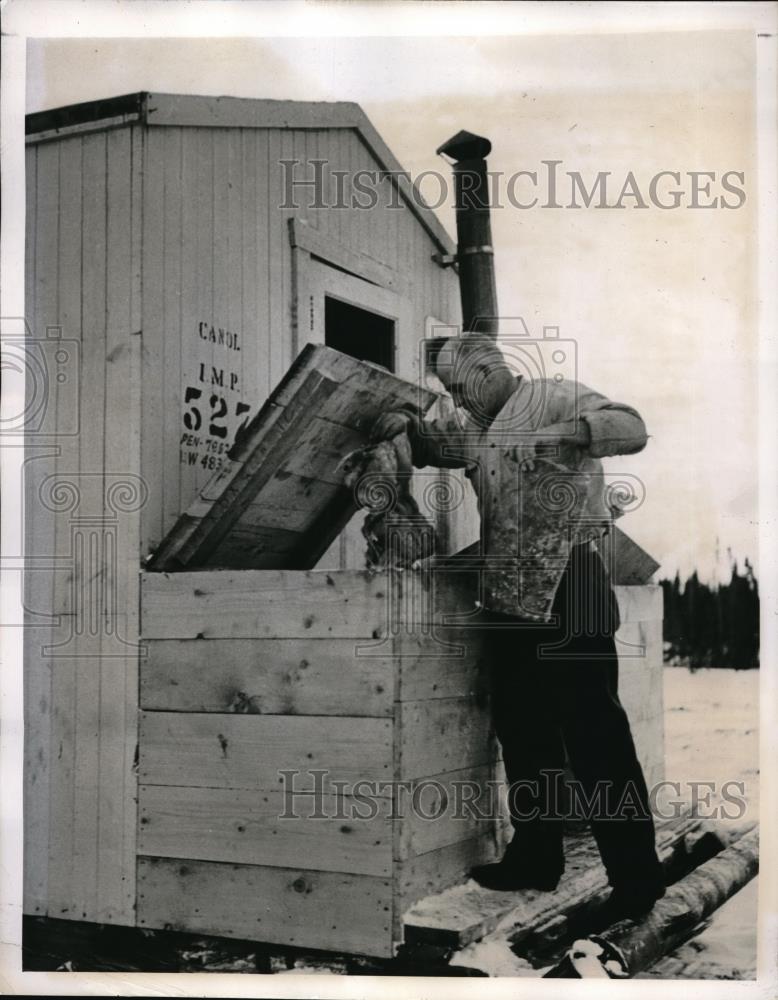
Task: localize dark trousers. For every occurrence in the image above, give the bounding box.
[483,543,664,891]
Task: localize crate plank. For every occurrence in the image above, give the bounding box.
[614,619,650,659]
[241,472,343,524]
[615,615,664,788]
[146,372,339,570]
[139,712,392,789]
[397,831,507,922]
[140,569,389,639]
[220,421,362,549]
[395,628,485,702]
[236,493,338,534]
[614,584,663,624]
[399,697,499,780]
[140,638,395,716]
[137,856,394,957]
[138,785,391,877]
[271,346,424,417]
[395,762,508,859]
[140,567,502,641]
[205,525,303,566]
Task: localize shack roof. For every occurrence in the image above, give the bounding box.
[25,91,456,256]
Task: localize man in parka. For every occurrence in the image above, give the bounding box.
[372,335,665,922]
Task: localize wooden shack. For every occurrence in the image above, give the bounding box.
[23,92,664,961]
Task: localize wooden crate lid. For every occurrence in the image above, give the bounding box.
[146,344,436,572]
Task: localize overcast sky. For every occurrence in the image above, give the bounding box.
[25,30,758,580]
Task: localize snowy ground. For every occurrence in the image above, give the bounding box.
[451,666,760,980]
[661,666,759,827]
[637,666,759,980]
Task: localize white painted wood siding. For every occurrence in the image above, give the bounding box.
[24,127,143,924]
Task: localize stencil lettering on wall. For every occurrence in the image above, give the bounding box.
[181,321,250,472]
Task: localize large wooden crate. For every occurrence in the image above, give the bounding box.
[136,566,662,957]
[137,566,507,957]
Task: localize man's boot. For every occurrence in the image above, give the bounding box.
[594,877,666,927]
[470,838,563,892]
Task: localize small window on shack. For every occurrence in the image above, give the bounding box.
[325,296,395,372]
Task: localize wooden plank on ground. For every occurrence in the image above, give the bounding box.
[402,810,701,949]
[146,343,436,572]
[140,637,395,716]
[137,856,394,957]
[137,784,391,876]
[139,711,392,789]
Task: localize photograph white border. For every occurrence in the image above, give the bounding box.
[2,3,776,997]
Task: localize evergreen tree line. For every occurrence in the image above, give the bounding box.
[659,558,759,669]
